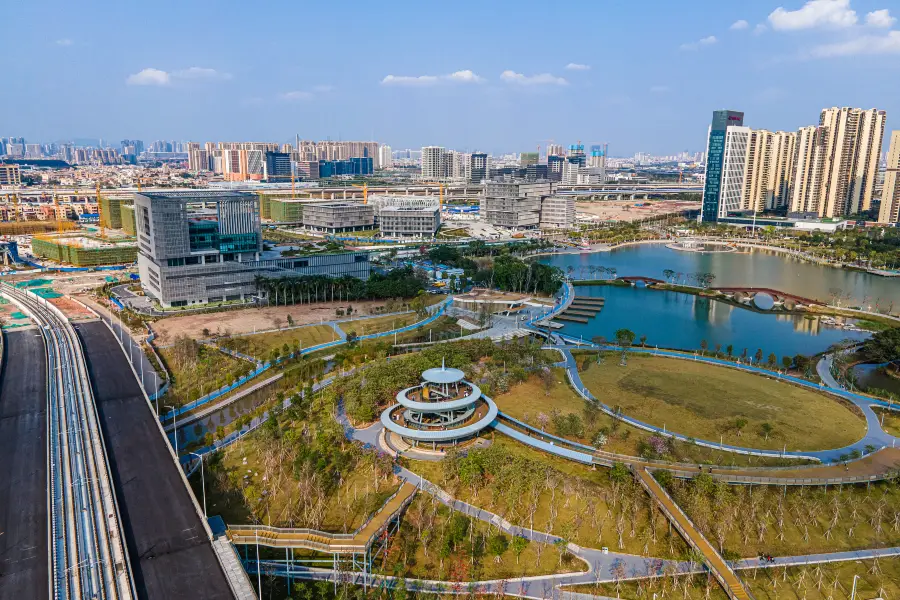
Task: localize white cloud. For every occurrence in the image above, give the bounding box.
[649,85,670,93]
[564,63,591,71]
[312,84,334,93]
[680,35,718,50]
[55,38,73,46]
[866,9,896,28]
[754,23,769,35]
[172,67,232,81]
[810,30,900,56]
[380,70,484,86]
[730,20,750,30]
[126,66,232,86]
[126,68,170,86]
[500,70,568,85]
[279,91,314,101]
[769,0,857,31]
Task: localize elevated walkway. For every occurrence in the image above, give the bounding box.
[227,482,416,553]
[634,467,751,600]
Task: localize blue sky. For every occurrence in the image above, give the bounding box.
[3,0,899,155]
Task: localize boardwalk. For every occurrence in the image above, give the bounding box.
[227,482,416,552]
[634,467,751,600]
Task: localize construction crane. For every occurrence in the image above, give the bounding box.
[53,185,65,234]
[351,183,368,204]
[421,182,445,209]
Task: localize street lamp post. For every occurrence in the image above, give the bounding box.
[187,452,207,517]
[166,405,178,456]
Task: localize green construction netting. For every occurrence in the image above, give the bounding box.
[14,278,53,288]
[31,288,62,299]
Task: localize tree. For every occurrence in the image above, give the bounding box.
[863,328,900,373]
[663,269,675,283]
[734,417,748,437]
[536,412,550,431]
[487,534,509,563]
[609,462,630,484]
[639,334,647,347]
[614,329,636,348]
[760,422,774,441]
[700,339,708,356]
[754,348,764,364]
[767,352,778,367]
[726,344,733,358]
[782,356,793,370]
[510,536,529,565]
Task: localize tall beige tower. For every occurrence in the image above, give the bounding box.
[742,130,797,213]
[818,107,886,217]
[790,126,828,216]
[879,131,900,224]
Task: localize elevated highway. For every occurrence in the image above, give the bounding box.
[1,283,135,600]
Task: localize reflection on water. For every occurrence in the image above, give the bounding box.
[560,285,870,358]
[854,363,900,396]
[541,245,900,306]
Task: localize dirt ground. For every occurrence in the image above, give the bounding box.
[575,199,700,222]
[152,299,403,344]
[49,296,96,320]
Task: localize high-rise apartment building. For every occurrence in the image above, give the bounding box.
[789,126,828,216]
[879,131,900,224]
[547,155,564,182]
[449,151,470,180]
[817,107,886,217]
[421,146,448,179]
[546,144,564,158]
[0,163,21,186]
[378,144,393,170]
[741,130,796,213]
[188,149,211,171]
[700,110,745,222]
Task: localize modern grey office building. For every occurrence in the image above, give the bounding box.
[136,191,370,307]
[302,202,375,233]
[481,181,556,229]
[378,205,441,238]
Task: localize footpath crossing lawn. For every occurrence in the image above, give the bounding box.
[566,557,900,600]
[576,353,866,452]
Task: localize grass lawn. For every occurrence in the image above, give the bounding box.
[567,558,900,600]
[670,473,900,558]
[385,496,588,582]
[221,324,339,359]
[158,345,248,408]
[404,436,690,559]
[874,407,900,437]
[197,435,396,532]
[341,312,419,336]
[576,353,865,452]
[393,315,466,344]
[492,371,813,468]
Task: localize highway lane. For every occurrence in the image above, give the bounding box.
[76,321,233,600]
[0,329,49,599]
[2,285,135,600]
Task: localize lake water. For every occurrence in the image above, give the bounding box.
[853,363,900,397]
[559,285,870,358]
[540,245,900,307]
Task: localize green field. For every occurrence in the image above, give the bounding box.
[220,324,339,359]
[158,344,249,408]
[341,312,419,336]
[492,370,812,468]
[576,353,866,451]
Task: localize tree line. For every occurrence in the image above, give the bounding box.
[253,267,426,306]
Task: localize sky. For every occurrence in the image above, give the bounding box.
[2,0,900,156]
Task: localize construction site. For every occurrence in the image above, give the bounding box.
[31,233,137,267]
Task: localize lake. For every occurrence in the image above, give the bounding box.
[540,244,900,308]
[559,285,870,358]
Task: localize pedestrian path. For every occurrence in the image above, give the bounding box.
[227,482,417,553]
[634,467,751,600]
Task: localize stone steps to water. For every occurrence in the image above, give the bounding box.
[553,314,589,324]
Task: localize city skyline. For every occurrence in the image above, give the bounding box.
[3,0,900,154]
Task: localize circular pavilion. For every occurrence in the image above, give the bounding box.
[380,360,498,451]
